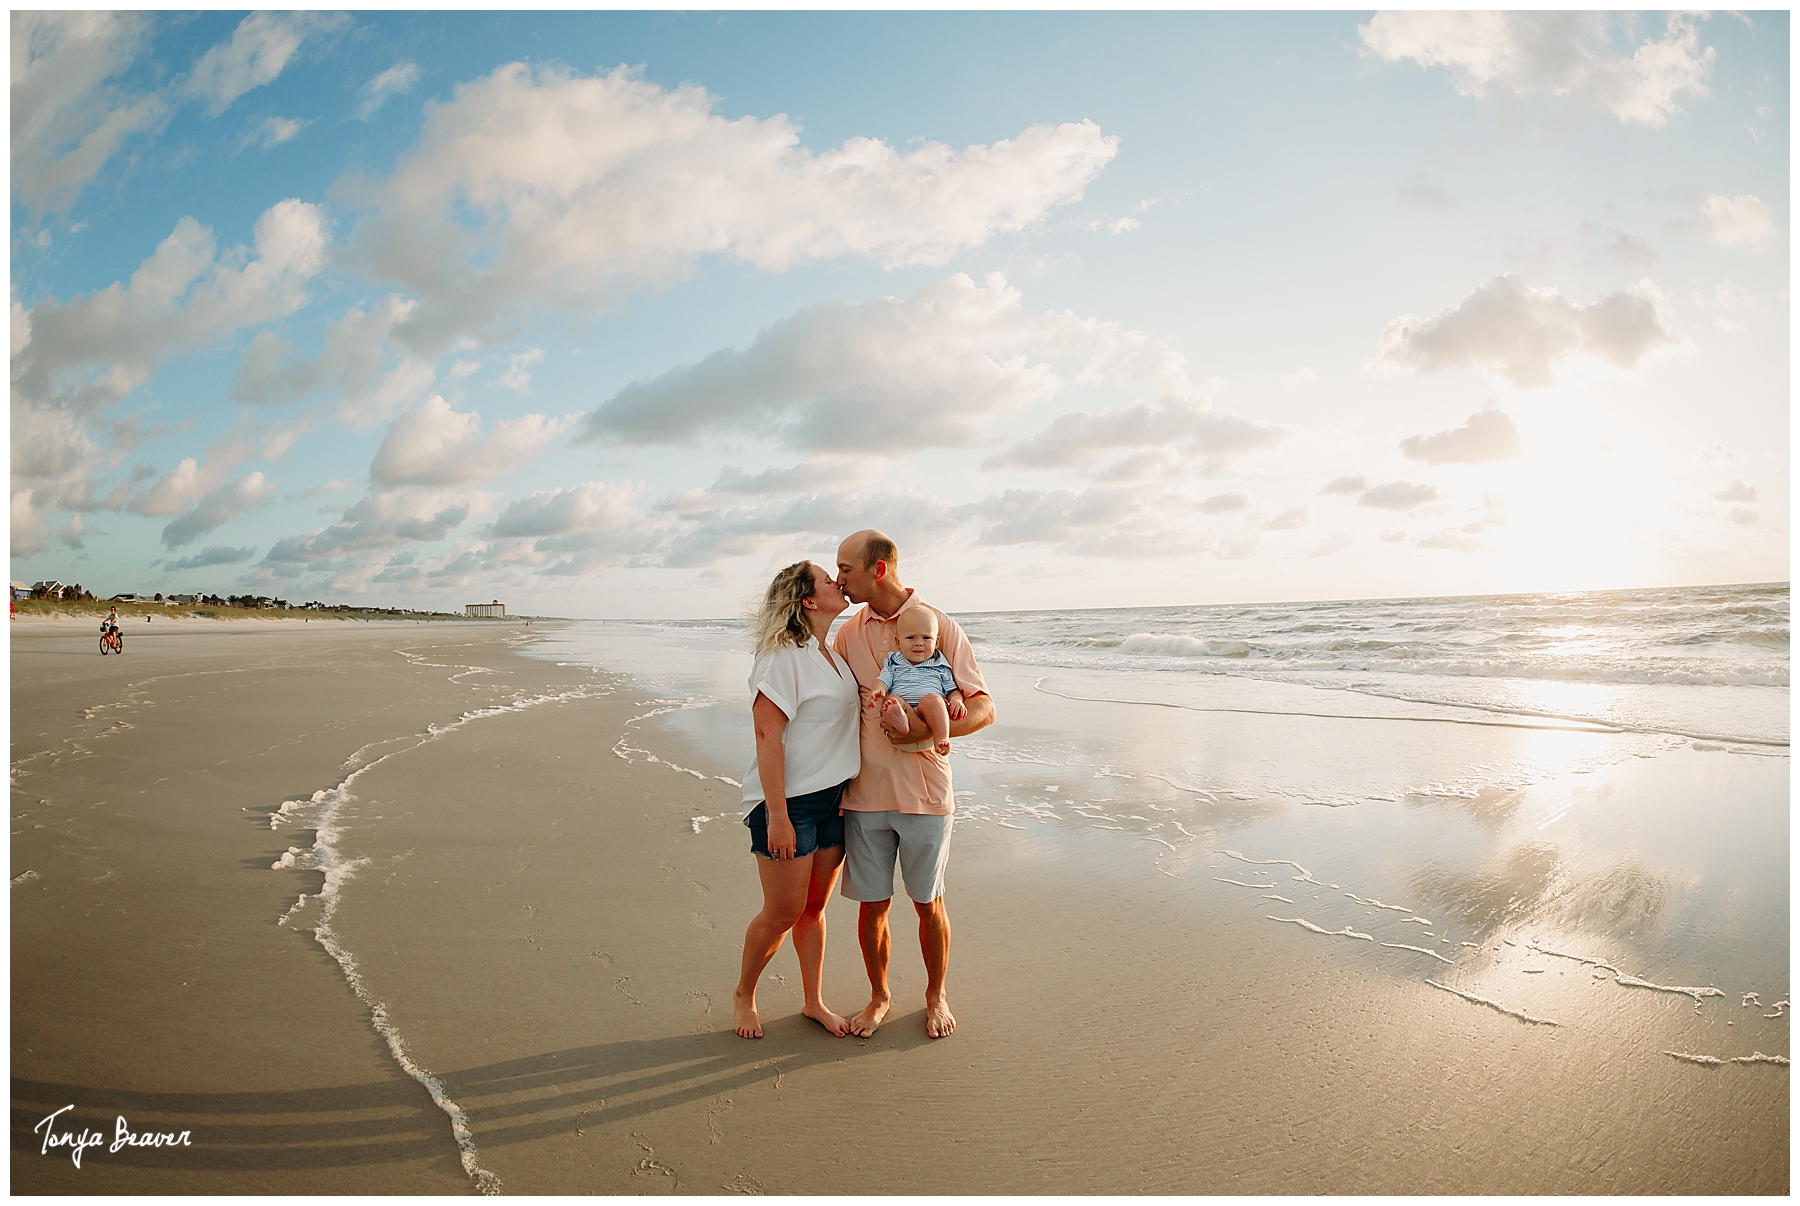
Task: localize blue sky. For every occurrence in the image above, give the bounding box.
[11,11,1788,615]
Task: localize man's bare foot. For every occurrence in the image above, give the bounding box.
[802,1003,850,1035]
[733,989,763,1039]
[881,697,908,735]
[925,996,956,1038]
[933,739,951,755]
[847,994,890,1038]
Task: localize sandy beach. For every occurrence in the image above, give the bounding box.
[11,616,1787,1193]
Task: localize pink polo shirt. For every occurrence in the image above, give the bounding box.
[833,590,988,816]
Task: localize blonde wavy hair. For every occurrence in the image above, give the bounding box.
[752,560,821,653]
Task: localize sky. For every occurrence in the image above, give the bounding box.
[10,10,1789,617]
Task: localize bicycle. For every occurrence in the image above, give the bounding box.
[100,625,123,655]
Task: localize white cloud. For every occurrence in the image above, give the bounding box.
[1418,527,1481,552]
[1085,216,1141,234]
[1395,176,1459,212]
[359,61,419,120]
[488,481,649,540]
[369,395,574,487]
[962,485,1214,560]
[351,63,1117,347]
[1320,474,1367,495]
[264,486,495,565]
[1310,530,1354,558]
[1377,273,1674,388]
[984,397,1284,474]
[233,295,435,429]
[1360,11,1715,128]
[16,199,331,417]
[1399,407,1522,465]
[166,544,256,571]
[240,115,310,152]
[182,12,348,118]
[1199,492,1250,514]
[1263,506,1309,531]
[1713,479,1756,503]
[1379,529,1408,542]
[1728,507,1758,526]
[660,488,953,569]
[1358,481,1441,511]
[57,514,87,549]
[491,347,545,392]
[1694,194,1775,250]
[161,472,275,548]
[1281,367,1317,386]
[585,273,1186,454]
[11,12,165,217]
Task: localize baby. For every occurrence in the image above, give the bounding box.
[868,608,965,756]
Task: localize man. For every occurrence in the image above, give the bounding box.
[833,529,995,1039]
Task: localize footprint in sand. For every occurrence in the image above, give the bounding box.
[614,977,643,1006]
[706,1096,733,1143]
[724,1172,766,1195]
[631,1134,675,1180]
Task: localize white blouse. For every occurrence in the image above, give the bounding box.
[740,639,861,817]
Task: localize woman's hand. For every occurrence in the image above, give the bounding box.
[766,811,797,860]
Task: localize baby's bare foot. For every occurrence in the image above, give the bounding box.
[881,697,908,734]
[801,1002,850,1036]
[934,739,951,755]
[733,989,763,1039]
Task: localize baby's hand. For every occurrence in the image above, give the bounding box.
[947,694,967,721]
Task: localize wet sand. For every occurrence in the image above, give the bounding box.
[11,620,1787,1192]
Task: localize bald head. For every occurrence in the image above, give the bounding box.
[842,528,898,573]
[835,528,904,609]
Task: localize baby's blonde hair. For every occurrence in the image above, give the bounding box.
[752,561,819,653]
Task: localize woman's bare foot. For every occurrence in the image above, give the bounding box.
[847,994,890,1037]
[925,995,956,1038]
[733,989,763,1038]
[801,1003,850,1036]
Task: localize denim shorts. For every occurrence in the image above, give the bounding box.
[745,781,847,860]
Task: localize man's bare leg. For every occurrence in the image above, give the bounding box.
[791,847,849,1035]
[916,896,955,1037]
[848,898,893,1037]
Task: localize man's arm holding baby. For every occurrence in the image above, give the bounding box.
[884,690,992,745]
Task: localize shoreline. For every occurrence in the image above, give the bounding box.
[12,619,1787,1192]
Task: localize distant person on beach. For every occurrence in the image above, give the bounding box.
[732,560,861,1040]
[833,529,994,1039]
[867,609,966,755]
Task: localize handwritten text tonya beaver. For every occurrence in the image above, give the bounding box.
[34,1105,192,1168]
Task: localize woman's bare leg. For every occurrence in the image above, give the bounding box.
[733,853,812,1038]
[791,846,849,1035]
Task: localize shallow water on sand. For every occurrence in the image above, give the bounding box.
[526,589,1789,1069]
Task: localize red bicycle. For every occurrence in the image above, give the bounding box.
[99,626,122,655]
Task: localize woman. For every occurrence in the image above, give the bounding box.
[733,560,860,1039]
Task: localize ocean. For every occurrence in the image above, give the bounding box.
[522,580,1789,1029]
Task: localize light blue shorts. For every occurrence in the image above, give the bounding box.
[840,810,953,904]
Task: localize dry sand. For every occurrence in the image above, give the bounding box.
[11,620,1787,1193]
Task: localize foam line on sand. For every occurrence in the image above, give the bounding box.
[1426,979,1560,1027]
